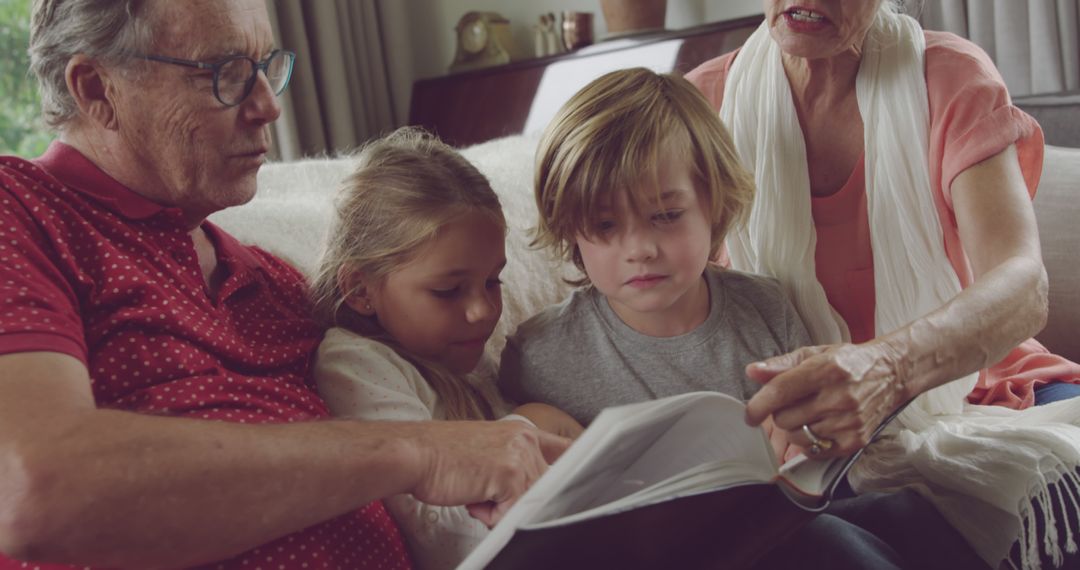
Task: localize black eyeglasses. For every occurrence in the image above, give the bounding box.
[139,49,296,107]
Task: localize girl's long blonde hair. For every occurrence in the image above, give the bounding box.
[311,127,503,420]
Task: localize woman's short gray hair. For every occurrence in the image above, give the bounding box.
[29,0,153,130]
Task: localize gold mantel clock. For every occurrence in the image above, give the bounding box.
[450,12,519,73]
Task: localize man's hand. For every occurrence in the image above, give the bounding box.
[407,420,571,527]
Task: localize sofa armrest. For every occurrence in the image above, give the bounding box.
[1033,145,1080,362]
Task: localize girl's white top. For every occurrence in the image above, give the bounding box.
[315,326,529,570]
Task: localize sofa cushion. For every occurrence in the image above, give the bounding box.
[1033,145,1080,362]
[210,155,348,277]
[457,135,577,363]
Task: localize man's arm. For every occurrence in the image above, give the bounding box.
[0,351,568,567]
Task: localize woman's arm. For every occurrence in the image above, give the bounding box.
[896,144,1047,390]
[743,145,1047,455]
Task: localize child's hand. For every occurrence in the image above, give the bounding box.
[511,403,585,441]
[762,415,802,464]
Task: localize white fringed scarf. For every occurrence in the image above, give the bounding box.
[720,10,1080,569]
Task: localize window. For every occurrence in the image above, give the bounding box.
[0,0,51,156]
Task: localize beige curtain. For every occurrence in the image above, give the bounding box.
[920,0,1080,97]
[266,0,397,160]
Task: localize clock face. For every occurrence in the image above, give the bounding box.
[461,17,488,55]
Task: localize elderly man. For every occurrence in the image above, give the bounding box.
[0,0,568,568]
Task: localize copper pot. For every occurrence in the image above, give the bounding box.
[561,11,595,51]
[600,0,667,35]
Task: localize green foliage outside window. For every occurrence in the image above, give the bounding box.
[0,0,52,157]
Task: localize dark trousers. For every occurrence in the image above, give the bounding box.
[753,489,989,570]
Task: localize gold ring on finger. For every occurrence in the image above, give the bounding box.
[802,424,835,454]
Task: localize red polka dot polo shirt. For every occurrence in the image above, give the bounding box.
[0,142,410,569]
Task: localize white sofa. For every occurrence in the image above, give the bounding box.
[210,137,1080,369]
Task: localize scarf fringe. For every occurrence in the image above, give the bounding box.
[1020,467,1080,569]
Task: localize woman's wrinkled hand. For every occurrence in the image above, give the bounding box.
[744,341,909,457]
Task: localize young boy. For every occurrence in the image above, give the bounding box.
[498,68,810,426]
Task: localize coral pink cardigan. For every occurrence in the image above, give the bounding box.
[687,31,1080,408]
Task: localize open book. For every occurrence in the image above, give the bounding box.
[460,391,899,570]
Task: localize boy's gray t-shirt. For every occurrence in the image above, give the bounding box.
[499,267,811,425]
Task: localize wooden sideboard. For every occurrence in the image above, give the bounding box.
[408,16,763,148]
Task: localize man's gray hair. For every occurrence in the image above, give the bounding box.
[29,0,153,130]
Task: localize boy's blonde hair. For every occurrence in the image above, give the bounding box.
[533,67,754,282]
[311,127,503,421]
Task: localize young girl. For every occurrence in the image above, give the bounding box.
[311,127,581,570]
[499,68,810,426]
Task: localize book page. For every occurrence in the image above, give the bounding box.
[571,395,776,513]
[461,392,768,570]
[526,392,763,524]
[525,459,775,529]
[775,454,843,509]
[524,414,679,524]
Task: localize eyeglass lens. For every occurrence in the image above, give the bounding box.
[216,51,292,106]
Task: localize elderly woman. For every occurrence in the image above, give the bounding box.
[687,1,1080,568]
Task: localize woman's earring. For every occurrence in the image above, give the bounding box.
[365,302,372,311]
